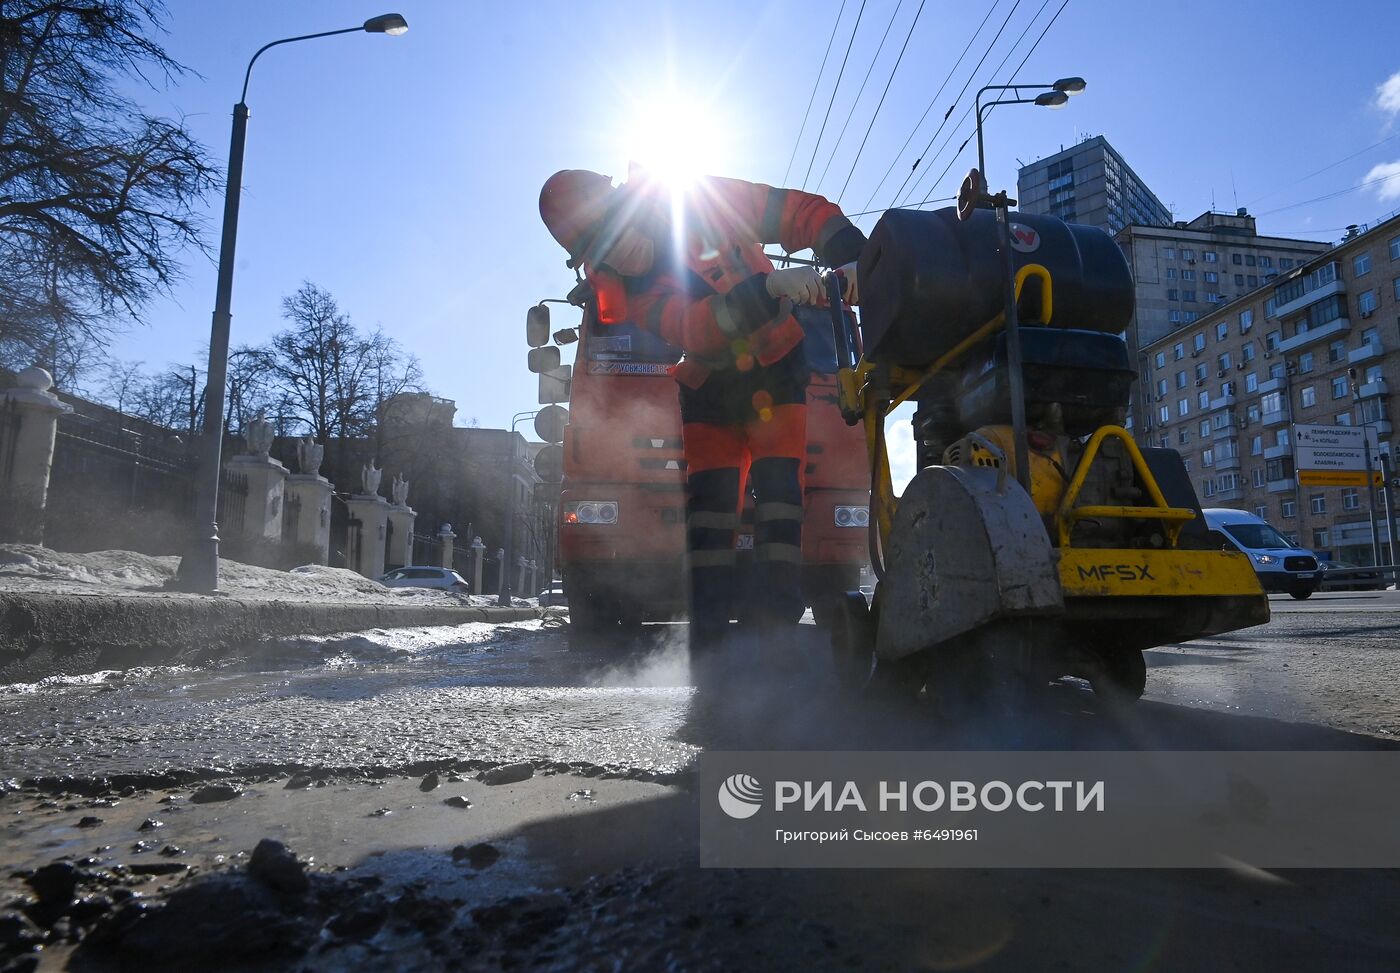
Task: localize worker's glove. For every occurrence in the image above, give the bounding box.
[836,262,859,305]
[765,266,824,306]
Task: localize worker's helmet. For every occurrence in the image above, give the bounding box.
[539,169,616,262]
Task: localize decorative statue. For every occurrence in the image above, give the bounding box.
[391,473,410,506]
[245,416,274,457]
[296,435,324,475]
[362,462,382,497]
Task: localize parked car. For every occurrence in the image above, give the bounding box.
[1203,508,1319,599]
[537,582,566,607]
[1318,560,1388,592]
[378,566,470,592]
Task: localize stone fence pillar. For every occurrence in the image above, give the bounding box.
[345,495,389,579]
[226,452,287,547]
[0,367,72,544]
[437,524,457,570]
[284,472,333,564]
[470,536,485,594]
[387,504,416,570]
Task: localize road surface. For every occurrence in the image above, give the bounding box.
[2,594,1398,970]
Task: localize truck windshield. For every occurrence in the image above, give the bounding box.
[1222,522,1294,550]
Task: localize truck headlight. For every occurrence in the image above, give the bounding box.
[834,505,869,527]
[1253,554,1277,565]
[563,501,619,525]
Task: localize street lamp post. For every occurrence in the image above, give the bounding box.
[968,78,1084,494]
[177,14,408,593]
[498,410,539,606]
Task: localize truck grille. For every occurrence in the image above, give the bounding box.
[1285,555,1317,571]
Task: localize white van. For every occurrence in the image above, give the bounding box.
[1202,508,1319,599]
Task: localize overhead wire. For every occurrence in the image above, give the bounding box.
[800,0,869,191]
[858,0,1003,212]
[811,0,908,196]
[1243,132,1400,208]
[885,0,1026,210]
[911,0,1071,209]
[833,0,930,205]
[1253,168,1400,218]
[781,0,848,187]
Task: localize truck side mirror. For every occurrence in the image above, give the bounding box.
[527,345,561,374]
[527,304,550,347]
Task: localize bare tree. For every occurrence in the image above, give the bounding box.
[0,1,216,380]
[258,282,421,446]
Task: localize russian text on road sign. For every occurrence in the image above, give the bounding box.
[1293,423,1380,475]
[1296,469,1384,487]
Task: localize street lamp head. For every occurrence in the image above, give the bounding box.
[1053,76,1087,95]
[1035,90,1071,109]
[363,13,408,34]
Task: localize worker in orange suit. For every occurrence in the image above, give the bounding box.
[539,168,865,650]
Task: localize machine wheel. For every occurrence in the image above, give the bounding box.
[1289,587,1314,601]
[829,591,875,688]
[1088,648,1147,703]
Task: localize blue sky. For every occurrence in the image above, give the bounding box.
[114,0,1400,457]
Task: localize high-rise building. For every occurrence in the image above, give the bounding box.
[1136,212,1400,565]
[1017,135,1171,235]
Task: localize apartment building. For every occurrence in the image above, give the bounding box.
[1017,135,1171,235]
[1136,213,1400,565]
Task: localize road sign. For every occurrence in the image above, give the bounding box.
[1297,469,1383,487]
[1293,423,1380,475]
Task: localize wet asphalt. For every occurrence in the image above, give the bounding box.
[3,597,1400,971]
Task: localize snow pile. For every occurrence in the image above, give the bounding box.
[0,544,514,607]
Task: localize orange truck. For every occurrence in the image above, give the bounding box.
[551,294,869,631]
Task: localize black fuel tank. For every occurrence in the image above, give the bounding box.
[857,207,1134,367]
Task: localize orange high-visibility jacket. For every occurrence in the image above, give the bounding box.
[598,176,866,389]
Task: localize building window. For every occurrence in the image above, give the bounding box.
[1242,343,1256,363]
[1331,376,1349,399]
[1205,251,1219,263]
[1247,275,1259,287]
[1245,254,1256,267]
[1167,288,1179,301]
[1184,311,1199,323]
[1280,258,1294,269]
[1335,413,1352,426]
[1179,427,1190,445]
[1166,267,1177,279]
[1239,309,1254,332]
[1328,339,1346,363]
[1173,342,1185,360]
[1343,488,1360,510]
[1199,419,1211,438]
[1253,468,1265,488]
[1232,253,1243,265]
[1301,385,1317,408]
[1154,351,1166,369]
[1281,499,1296,518]
[1358,289,1378,315]
[1204,271,1219,283]
[1254,504,1268,518]
[1169,310,1182,323]
[1157,377,1168,396]
[1198,390,1210,409]
[1261,391,1283,415]
[1182,269,1196,281]
[1216,323,1229,341]
[1217,352,1232,370]
[1260,256,1273,268]
[1362,396,1386,423]
[1175,370,1188,389]
[1195,363,1208,381]
[1192,333,1205,352]
[1393,277,1400,301]
[1366,362,1383,383]
[1182,249,1196,261]
[1247,403,1261,423]
[1245,371,1258,392]
[1355,252,1372,276]
[1250,435,1262,456]
[1234,273,1245,287]
[1277,427,1291,446]
[1299,351,1314,373]
[1159,405,1170,424]
[1164,246,1177,260]
[1265,330,1280,350]
[1178,398,1190,417]
[1313,528,1330,549]
[1310,494,1326,515]
[1390,235,1400,260]
[1183,290,1197,302]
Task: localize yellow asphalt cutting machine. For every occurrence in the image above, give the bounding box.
[826,183,1269,707]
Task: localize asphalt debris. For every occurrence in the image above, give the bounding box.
[480,762,534,786]
[189,783,243,804]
